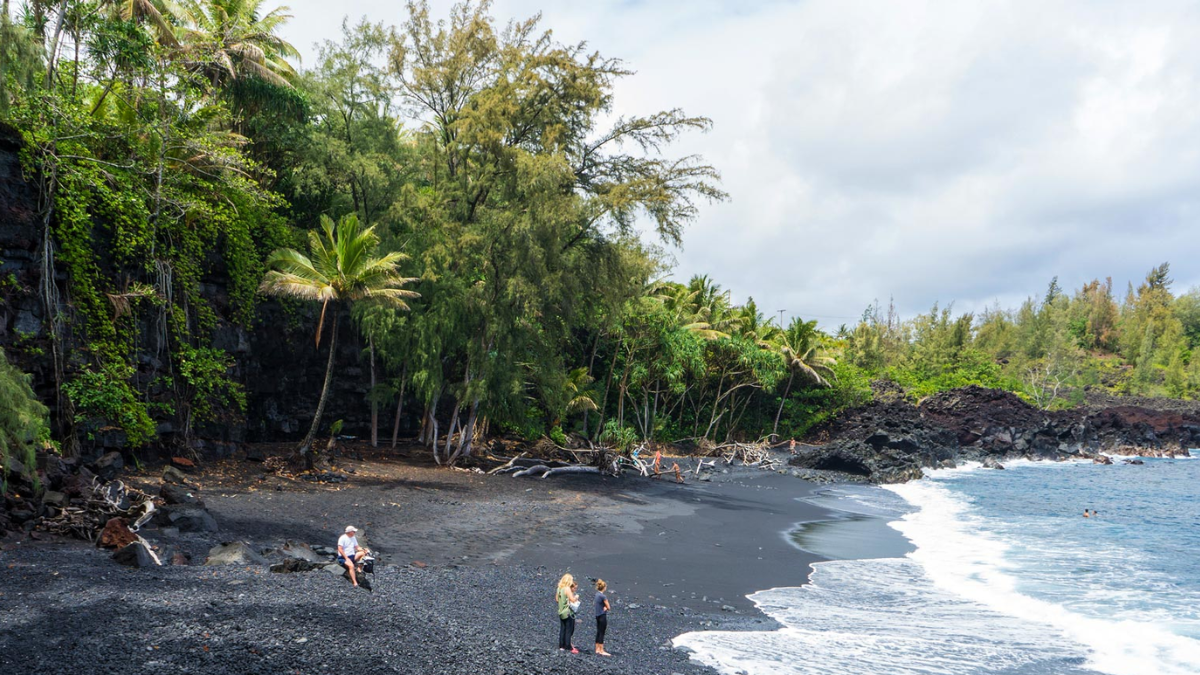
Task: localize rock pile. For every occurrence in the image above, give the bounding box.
[1,449,222,570]
[797,385,1197,483]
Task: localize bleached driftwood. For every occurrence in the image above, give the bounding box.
[541,466,601,479]
[487,453,528,475]
[512,465,551,478]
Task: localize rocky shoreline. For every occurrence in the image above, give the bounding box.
[793,385,1197,483]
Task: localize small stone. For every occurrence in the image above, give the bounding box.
[170,456,196,471]
[721,605,736,612]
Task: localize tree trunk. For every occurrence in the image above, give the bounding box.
[772,372,795,440]
[454,397,481,461]
[391,365,407,449]
[442,403,460,460]
[594,340,621,440]
[44,0,69,84]
[369,337,378,447]
[298,307,340,463]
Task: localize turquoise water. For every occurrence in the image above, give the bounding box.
[675,457,1200,675]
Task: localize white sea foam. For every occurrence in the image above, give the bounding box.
[673,557,1084,675]
[886,479,1200,675]
[674,469,1200,675]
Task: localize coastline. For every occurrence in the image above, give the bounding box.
[0,449,856,674]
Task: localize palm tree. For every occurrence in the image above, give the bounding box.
[259,214,418,459]
[772,318,835,439]
[173,0,300,89]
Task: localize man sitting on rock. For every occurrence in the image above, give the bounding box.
[337,525,368,587]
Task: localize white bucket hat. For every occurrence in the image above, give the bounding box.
[345,525,358,533]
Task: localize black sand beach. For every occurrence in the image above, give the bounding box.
[0,450,837,674]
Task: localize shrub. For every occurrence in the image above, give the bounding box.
[0,348,50,490]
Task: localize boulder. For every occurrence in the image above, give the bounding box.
[280,540,326,564]
[982,457,1006,470]
[3,456,30,482]
[159,483,202,507]
[41,491,66,507]
[162,466,190,485]
[112,539,160,568]
[89,452,124,481]
[171,551,191,566]
[204,541,268,566]
[158,506,218,533]
[270,558,323,573]
[1093,455,1114,465]
[98,517,137,549]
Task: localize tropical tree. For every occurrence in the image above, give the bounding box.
[259,213,418,459]
[772,318,835,439]
[173,0,300,89]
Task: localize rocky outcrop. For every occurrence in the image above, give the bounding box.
[799,385,1195,483]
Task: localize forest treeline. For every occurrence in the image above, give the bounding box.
[1,0,1196,470]
[846,263,1200,408]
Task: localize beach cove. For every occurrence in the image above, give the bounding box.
[0,447,836,674]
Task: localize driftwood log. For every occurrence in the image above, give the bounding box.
[40,478,155,543]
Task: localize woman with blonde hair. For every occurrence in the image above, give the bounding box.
[556,573,580,653]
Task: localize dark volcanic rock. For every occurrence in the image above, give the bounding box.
[156,505,218,533]
[159,483,203,507]
[269,558,324,573]
[89,452,124,481]
[112,540,159,568]
[804,384,1196,483]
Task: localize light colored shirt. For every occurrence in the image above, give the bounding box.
[338,534,359,558]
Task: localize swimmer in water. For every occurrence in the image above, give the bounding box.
[1083,509,1091,518]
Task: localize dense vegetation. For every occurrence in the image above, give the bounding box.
[3,1,1198,465]
[843,263,1200,409]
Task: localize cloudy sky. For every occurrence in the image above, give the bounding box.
[280,0,1200,328]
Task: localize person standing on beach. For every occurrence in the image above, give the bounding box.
[557,574,580,653]
[594,579,612,657]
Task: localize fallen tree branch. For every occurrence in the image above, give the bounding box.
[541,466,601,479]
[487,452,528,475]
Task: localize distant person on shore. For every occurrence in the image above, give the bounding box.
[594,579,612,657]
[338,525,368,587]
[557,574,580,653]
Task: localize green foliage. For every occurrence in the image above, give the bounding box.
[599,420,638,452]
[176,346,246,423]
[0,349,50,490]
[63,363,156,447]
[779,361,873,438]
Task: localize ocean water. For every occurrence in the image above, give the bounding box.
[674,457,1200,675]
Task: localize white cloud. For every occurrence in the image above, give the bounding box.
[279,0,1200,328]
